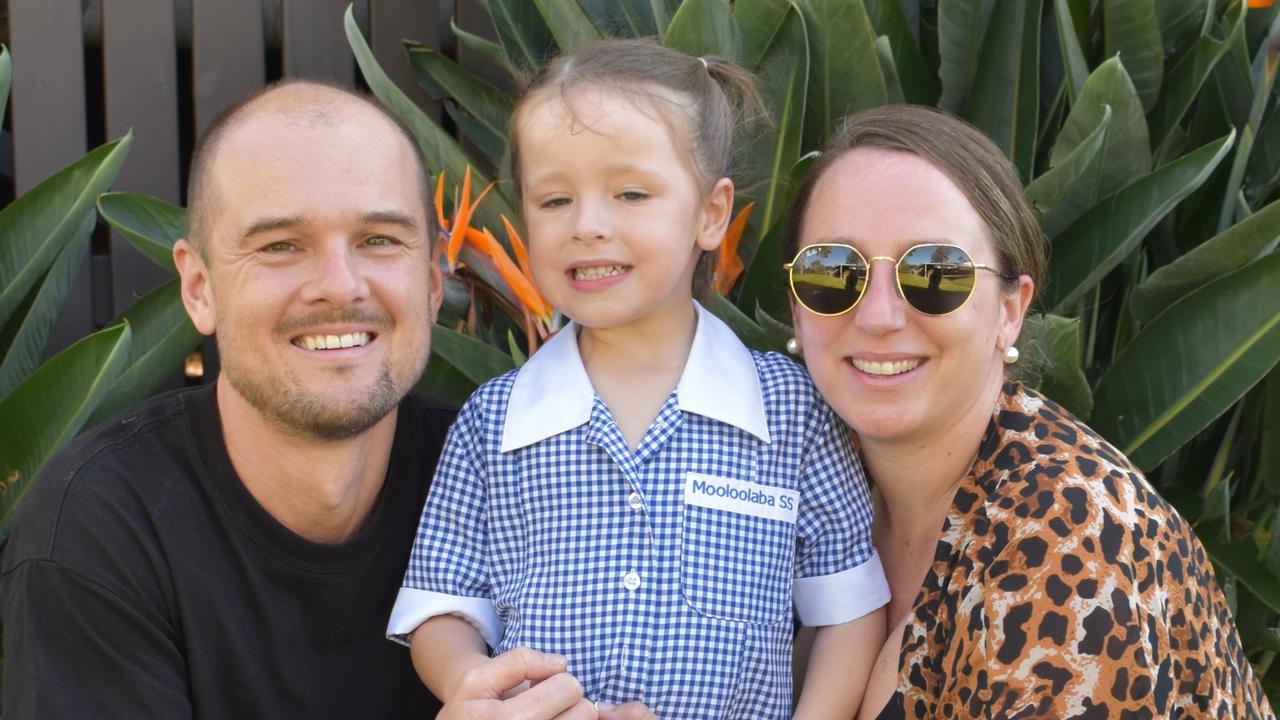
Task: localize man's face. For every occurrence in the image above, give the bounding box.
[177,104,441,440]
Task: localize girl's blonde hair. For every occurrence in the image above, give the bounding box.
[509,38,763,299]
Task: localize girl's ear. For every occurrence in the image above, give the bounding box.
[696,177,734,252]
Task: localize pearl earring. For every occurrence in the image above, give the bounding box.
[786,337,802,355]
[1003,345,1020,364]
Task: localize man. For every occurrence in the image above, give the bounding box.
[1,81,590,719]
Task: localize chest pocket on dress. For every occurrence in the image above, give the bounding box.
[679,472,796,624]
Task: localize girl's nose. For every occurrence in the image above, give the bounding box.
[572,199,610,244]
[853,258,908,336]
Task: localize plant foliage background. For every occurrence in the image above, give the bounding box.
[2,0,1280,700]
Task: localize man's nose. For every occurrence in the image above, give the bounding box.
[302,243,368,306]
[853,258,908,335]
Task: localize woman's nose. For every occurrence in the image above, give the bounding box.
[853,258,908,335]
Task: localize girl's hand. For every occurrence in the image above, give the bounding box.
[597,701,659,719]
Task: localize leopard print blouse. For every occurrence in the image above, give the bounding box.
[877,383,1273,719]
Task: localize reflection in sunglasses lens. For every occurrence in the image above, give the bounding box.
[793,246,865,315]
[898,245,975,315]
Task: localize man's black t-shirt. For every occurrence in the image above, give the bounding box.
[1,384,454,718]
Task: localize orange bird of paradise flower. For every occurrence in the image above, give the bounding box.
[713,201,755,296]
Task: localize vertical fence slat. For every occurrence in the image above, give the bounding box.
[282,0,354,84]
[193,0,266,134]
[8,0,93,355]
[103,0,181,317]
[369,0,441,122]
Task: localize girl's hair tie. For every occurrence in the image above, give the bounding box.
[698,56,709,71]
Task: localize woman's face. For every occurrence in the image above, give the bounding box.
[791,147,1031,447]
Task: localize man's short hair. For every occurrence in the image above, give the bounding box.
[184,79,434,256]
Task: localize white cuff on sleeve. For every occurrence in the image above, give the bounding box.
[385,587,503,648]
[793,551,890,626]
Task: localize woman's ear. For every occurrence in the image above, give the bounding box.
[696,177,735,252]
[998,274,1035,351]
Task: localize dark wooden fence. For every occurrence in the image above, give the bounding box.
[2,0,499,361]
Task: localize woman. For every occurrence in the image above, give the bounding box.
[782,105,1273,718]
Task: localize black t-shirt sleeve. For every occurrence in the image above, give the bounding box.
[2,558,193,719]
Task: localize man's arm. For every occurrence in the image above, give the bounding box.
[2,559,192,719]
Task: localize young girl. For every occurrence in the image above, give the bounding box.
[388,38,888,719]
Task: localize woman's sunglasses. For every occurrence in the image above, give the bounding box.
[784,242,1013,317]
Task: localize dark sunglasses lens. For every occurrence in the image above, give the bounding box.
[897,245,976,315]
[791,246,866,314]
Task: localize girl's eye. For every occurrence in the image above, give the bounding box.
[618,190,649,202]
[540,197,571,209]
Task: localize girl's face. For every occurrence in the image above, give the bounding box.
[517,86,732,334]
[791,148,1032,448]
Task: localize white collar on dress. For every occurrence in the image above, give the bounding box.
[499,301,772,452]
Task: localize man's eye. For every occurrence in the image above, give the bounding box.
[261,241,294,253]
[618,191,648,202]
[365,235,399,247]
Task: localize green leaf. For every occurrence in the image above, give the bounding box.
[406,42,512,157]
[506,329,527,367]
[415,355,479,406]
[866,0,939,105]
[1250,107,1280,208]
[796,0,887,149]
[753,303,794,352]
[735,0,790,70]
[1026,105,1112,238]
[345,7,516,232]
[1052,0,1089,103]
[737,152,815,318]
[1018,313,1093,420]
[487,0,558,75]
[1260,369,1280,494]
[1147,2,1243,146]
[733,5,809,243]
[1130,197,1280,324]
[532,0,603,53]
[1200,533,1280,616]
[650,0,677,37]
[876,36,906,104]
[0,322,131,534]
[1091,248,1280,471]
[964,0,1041,182]
[577,0,657,37]
[0,45,11,124]
[1156,0,1207,60]
[663,0,741,62]
[430,324,516,386]
[1051,57,1151,203]
[1103,0,1164,111]
[937,0,995,114]
[0,215,90,399]
[86,278,202,428]
[1044,131,1234,312]
[96,191,186,272]
[703,293,781,353]
[1216,12,1280,232]
[0,135,132,328]
[450,19,515,78]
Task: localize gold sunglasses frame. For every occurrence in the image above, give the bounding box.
[783,242,1011,318]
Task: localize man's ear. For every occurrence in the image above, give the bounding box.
[427,235,445,325]
[696,177,735,253]
[173,239,217,336]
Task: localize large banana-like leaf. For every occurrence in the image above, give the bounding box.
[1216,13,1280,232]
[416,353,482,405]
[937,0,995,114]
[732,4,809,245]
[0,322,132,534]
[1260,369,1280,494]
[1130,197,1280,324]
[1051,57,1150,204]
[86,278,201,428]
[532,0,602,54]
[96,191,186,272]
[1200,532,1280,615]
[0,214,91,399]
[0,45,10,124]
[1017,313,1092,420]
[450,20,514,79]
[1051,0,1089,103]
[1147,2,1243,146]
[663,0,742,62]
[345,7,515,233]
[704,292,781,353]
[735,0,789,70]
[1103,0,1164,111]
[406,42,512,158]
[865,0,939,105]
[1156,0,1207,60]
[875,36,906,104]
[486,0,557,75]
[964,0,1041,182]
[578,0,658,38]
[1092,249,1280,471]
[1248,102,1280,202]
[1044,131,1234,312]
[0,135,132,328]
[737,152,815,317]
[1026,105,1111,238]
[430,324,516,386]
[795,0,886,150]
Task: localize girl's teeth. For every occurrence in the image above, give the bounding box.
[851,358,921,376]
[297,332,371,350]
[574,265,626,281]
